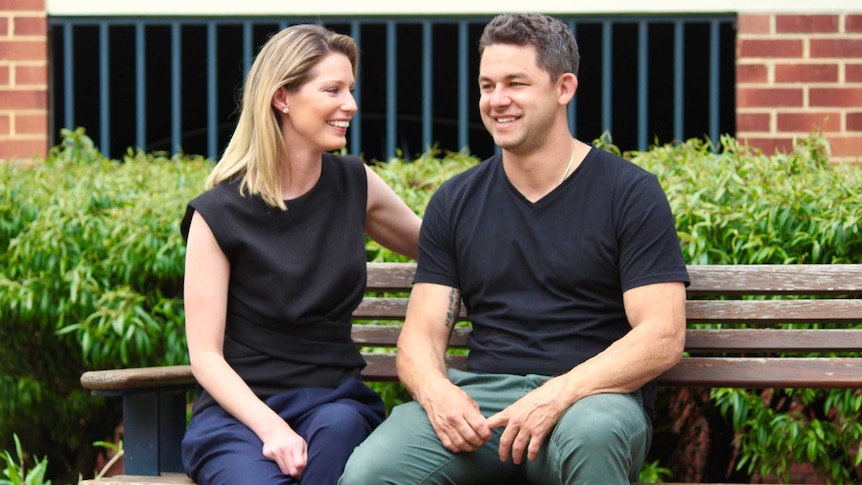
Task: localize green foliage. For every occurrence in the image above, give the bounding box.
[638,459,673,483]
[629,135,860,265]
[0,435,51,485]
[0,128,211,481]
[712,387,862,483]
[366,148,477,262]
[626,135,862,482]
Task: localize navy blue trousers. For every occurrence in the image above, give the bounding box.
[182,378,385,485]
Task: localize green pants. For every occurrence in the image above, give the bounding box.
[340,369,652,485]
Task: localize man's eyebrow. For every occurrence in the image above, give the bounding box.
[478,72,529,83]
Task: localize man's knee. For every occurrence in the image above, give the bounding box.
[339,435,389,484]
[340,401,440,484]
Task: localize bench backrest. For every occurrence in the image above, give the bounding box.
[80,263,862,393]
[358,263,862,388]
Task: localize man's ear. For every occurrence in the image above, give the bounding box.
[557,73,578,106]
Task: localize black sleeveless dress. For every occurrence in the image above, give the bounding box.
[181,153,372,416]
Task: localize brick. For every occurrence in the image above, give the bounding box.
[775,63,838,83]
[12,16,46,36]
[810,88,862,107]
[847,15,862,33]
[810,39,862,58]
[0,40,47,61]
[777,112,842,132]
[737,87,804,108]
[738,39,804,59]
[0,0,46,11]
[0,65,8,86]
[14,64,46,86]
[0,137,48,160]
[827,135,862,158]
[848,64,862,82]
[737,112,771,132]
[738,14,772,34]
[776,15,839,33]
[0,114,9,134]
[739,136,797,155]
[15,111,46,134]
[0,17,8,36]
[737,63,769,83]
[848,113,862,131]
[0,88,46,109]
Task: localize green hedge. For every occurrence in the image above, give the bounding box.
[1,128,860,482]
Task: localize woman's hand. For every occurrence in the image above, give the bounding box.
[262,425,308,479]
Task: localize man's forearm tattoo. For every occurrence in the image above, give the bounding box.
[445,288,461,330]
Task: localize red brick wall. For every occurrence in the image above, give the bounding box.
[737,13,862,163]
[0,0,47,163]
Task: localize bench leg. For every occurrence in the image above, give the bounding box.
[122,391,186,475]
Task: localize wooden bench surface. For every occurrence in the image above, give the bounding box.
[79,263,862,483]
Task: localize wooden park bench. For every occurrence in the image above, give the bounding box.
[80,262,862,484]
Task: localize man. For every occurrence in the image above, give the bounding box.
[341,13,689,484]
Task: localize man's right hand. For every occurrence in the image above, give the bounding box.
[418,376,492,453]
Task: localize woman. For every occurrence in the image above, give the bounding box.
[180,25,421,484]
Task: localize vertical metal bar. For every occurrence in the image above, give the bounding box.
[458,21,468,151]
[243,22,253,78]
[567,20,577,138]
[63,24,74,131]
[99,23,110,156]
[350,21,361,156]
[422,21,433,153]
[136,22,146,152]
[207,22,218,161]
[601,21,612,138]
[709,20,721,148]
[638,21,648,151]
[674,21,684,142]
[171,23,182,154]
[386,21,397,161]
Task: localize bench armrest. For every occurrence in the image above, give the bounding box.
[81,366,195,393]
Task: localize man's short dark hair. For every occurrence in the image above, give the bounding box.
[478,13,580,80]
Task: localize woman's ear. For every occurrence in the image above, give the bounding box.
[272,86,290,114]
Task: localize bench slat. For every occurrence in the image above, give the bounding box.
[685,328,862,352]
[686,299,862,324]
[366,262,417,291]
[352,324,469,346]
[658,357,862,388]
[684,264,862,296]
[354,325,862,352]
[354,297,469,320]
[357,297,862,323]
[367,263,862,296]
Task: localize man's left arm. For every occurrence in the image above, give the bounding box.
[485,280,687,464]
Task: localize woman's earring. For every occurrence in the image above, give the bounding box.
[282,107,289,114]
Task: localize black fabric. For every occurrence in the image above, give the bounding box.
[415,146,690,419]
[181,153,369,415]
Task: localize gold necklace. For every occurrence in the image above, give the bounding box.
[559,140,576,185]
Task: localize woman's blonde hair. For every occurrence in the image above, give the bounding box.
[206,24,358,209]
